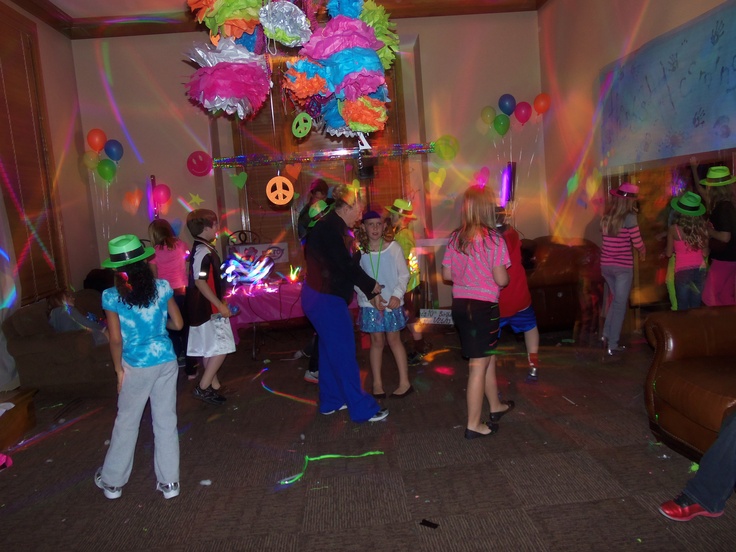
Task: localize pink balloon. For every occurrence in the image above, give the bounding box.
[153,184,171,204]
[514,101,532,125]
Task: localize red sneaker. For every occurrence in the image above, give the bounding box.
[659,494,723,521]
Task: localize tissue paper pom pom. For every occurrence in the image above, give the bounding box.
[188,0,217,23]
[360,0,398,70]
[187,37,265,69]
[340,95,387,132]
[369,84,389,102]
[300,16,381,60]
[200,0,262,37]
[327,0,364,19]
[322,48,383,94]
[235,26,265,54]
[323,98,348,129]
[186,62,271,119]
[284,67,329,100]
[222,18,258,40]
[334,69,385,101]
[259,1,312,48]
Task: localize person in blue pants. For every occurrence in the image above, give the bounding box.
[659,411,736,521]
[302,183,388,423]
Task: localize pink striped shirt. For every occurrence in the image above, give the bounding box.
[601,215,645,268]
[442,230,510,302]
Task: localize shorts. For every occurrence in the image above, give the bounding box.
[451,298,500,358]
[187,316,236,358]
[499,305,538,335]
[359,306,407,333]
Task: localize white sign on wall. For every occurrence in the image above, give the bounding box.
[419,309,454,325]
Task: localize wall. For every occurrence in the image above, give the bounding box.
[538,0,728,244]
[0,0,96,290]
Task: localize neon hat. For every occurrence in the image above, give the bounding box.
[700,165,736,186]
[386,198,417,219]
[610,182,639,198]
[308,200,332,228]
[102,234,155,268]
[670,191,705,216]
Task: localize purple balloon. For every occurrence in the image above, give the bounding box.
[498,94,517,117]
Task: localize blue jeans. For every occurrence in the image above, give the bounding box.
[684,412,736,513]
[601,265,633,349]
[674,268,705,311]
[301,284,380,422]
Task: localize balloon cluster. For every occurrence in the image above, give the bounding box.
[82,129,124,183]
[481,93,551,136]
[184,0,398,139]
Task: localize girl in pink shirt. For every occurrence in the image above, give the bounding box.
[148,219,192,375]
[442,185,512,440]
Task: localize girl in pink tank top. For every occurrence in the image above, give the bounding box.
[666,192,709,310]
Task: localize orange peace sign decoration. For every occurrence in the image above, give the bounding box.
[266,176,294,205]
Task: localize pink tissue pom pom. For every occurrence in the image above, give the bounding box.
[300,15,382,60]
[335,70,385,101]
[186,62,271,116]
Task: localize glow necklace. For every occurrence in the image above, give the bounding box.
[368,238,383,280]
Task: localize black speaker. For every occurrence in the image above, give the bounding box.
[357,153,377,180]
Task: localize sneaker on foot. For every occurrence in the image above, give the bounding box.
[304,370,319,384]
[368,408,389,422]
[156,481,180,499]
[321,404,347,415]
[193,385,226,405]
[95,468,122,500]
[525,366,539,383]
[659,493,723,521]
[407,351,424,366]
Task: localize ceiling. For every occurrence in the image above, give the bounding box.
[12,0,550,39]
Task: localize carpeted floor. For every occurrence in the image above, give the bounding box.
[1,322,735,551]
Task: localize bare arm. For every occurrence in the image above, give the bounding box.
[105,310,124,393]
[166,297,183,330]
[492,265,509,288]
[441,265,452,282]
[194,279,230,317]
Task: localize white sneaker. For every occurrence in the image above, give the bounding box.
[95,468,122,499]
[304,370,319,383]
[321,404,347,415]
[368,408,389,422]
[156,481,180,499]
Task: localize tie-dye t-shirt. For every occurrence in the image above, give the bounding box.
[102,279,176,368]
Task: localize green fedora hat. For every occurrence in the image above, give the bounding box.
[102,234,155,268]
[700,165,736,186]
[307,200,332,228]
[385,198,417,219]
[670,191,705,217]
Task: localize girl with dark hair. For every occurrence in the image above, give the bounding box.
[94,235,183,501]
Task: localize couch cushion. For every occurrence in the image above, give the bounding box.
[653,358,736,432]
[9,302,52,338]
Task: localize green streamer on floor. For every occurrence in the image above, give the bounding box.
[279,451,384,485]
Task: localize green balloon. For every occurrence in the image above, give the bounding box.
[493,113,510,136]
[97,158,117,182]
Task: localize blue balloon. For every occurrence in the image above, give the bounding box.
[498,94,517,117]
[104,139,124,162]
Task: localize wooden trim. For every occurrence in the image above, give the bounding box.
[6,0,552,39]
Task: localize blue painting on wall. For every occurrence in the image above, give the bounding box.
[601,2,736,167]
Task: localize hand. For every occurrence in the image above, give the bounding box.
[639,251,646,262]
[371,294,387,311]
[372,282,384,295]
[218,302,231,318]
[387,296,401,310]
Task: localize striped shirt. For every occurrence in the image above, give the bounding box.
[442,229,510,302]
[601,214,645,268]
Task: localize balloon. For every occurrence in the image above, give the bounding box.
[534,93,551,115]
[498,94,516,116]
[187,151,212,176]
[97,159,117,182]
[493,114,510,136]
[514,101,532,125]
[153,184,171,204]
[104,139,124,161]
[87,129,107,153]
[82,151,100,170]
[480,105,496,125]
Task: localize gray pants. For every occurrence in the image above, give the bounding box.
[101,359,179,487]
[601,265,633,349]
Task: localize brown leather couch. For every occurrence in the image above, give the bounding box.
[644,306,736,460]
[2,289,115,393]
[521,236,603,334]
